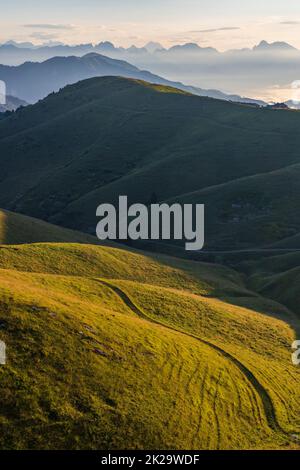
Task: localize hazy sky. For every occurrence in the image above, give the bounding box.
[1,0,300,50]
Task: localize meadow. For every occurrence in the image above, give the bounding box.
[0,211,299,449]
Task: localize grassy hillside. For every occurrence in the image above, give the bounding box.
[0,209,99,245]
[0,238,299,450]
[269,232,300,249]
[0,76,299,450]
[0,77,300,248]
[167,162,300,249]
[0,242,248,297]
[244,251,300,322]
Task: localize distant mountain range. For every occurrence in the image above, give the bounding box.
[252,40,297,52]
[0,39,298,63]
[1,39,299,102]
[0,52,266,105]
[0,75,299,249]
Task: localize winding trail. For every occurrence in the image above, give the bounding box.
[97,278,294,439]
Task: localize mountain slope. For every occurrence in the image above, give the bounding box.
[269,232,300,249]
[0,76,298,249]
[0,237,299,449]
[0,208,99,245]
[245,251,300,320]
[0,53,152,103]
[253,40,298,52]
[0,95,27,113]
[0,52,265,105]
[2,39,300,101]
[166,162,300,249]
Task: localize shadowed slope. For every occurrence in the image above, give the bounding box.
[1,77,300,248]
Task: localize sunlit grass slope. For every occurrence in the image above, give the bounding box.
[0,242,249,297]
[0,268,276,450]
[0,241,299,450]
[114,280,299,435]
[0,209,99,245]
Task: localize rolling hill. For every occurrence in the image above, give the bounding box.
[243,251,300,322]
[0,210,299,449]
[0,36,299,453]
[167,162,300,249]
[0,208,100,245]
[0,76,299,250]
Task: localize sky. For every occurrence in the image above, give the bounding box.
[1,0,300,50]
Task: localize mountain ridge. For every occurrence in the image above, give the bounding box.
[0,52,266,105]
[0,95,27,113]
[0,76,298,250]
[1,39,297,56]
[1,39,298,102]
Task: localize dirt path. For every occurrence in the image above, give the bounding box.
[98,278,295,440]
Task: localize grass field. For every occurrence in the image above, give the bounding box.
[0,218,299,449]
[0,209,100,245]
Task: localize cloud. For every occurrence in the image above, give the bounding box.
[279,21,300,25]
[189,27,240,33]
[30,32,58,40]
[23,24,75,30]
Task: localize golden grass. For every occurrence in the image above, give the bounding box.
[0,242,299,449]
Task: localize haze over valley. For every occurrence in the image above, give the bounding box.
[1,39,300,102]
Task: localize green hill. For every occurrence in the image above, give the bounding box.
[166,162,300,249]
[0,76,300,249]
[245,251,300,323]
[269,232,300,249]
[0,77,299,450]
[0,226,299,449]
[0,208,99,245]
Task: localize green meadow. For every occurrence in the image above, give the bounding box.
[0,210,299,450]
